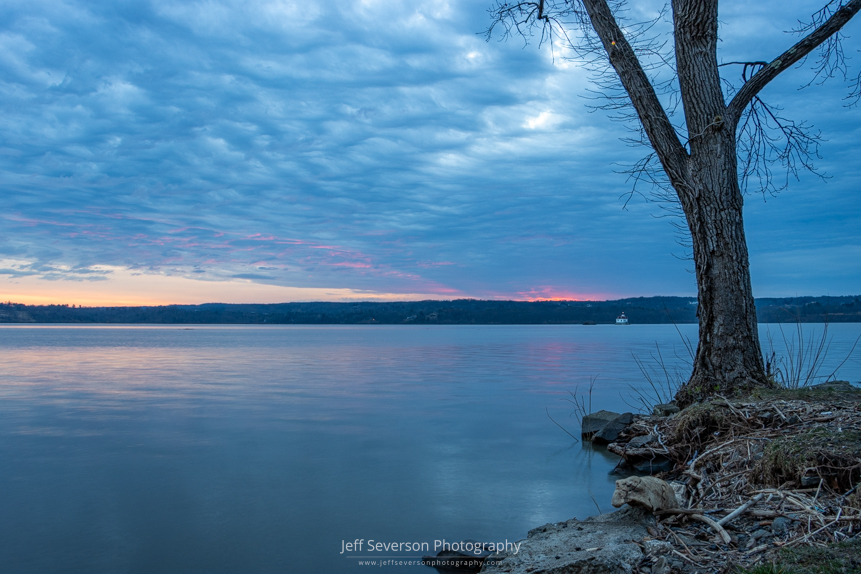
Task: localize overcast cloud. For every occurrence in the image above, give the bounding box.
[1,0,859,302]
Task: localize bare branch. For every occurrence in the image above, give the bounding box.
[735,96,826,196]
[718,61,768,83]
[580,0,689,186]
[727,0,861,126]
[794,1,853,88]
[850,70,861,104]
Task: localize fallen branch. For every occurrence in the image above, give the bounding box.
[690,514,732,544]
[718,493,765,526]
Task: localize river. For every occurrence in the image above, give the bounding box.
[1,324,858,573]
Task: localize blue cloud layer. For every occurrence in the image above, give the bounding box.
[1,0,859,299]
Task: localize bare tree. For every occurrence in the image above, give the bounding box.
[486,0,861,406]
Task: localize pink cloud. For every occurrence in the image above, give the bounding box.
[511,286,613,301]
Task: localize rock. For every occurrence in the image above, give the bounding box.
[772,517,790,536]
[611,476,679,512]
[581,410,623,440]
[610,459,634,476]
[627,434,655,449]
[751,529,770,540]
[617,412,635,425]
[668,482,687,506]
[801,475,821,487]
[643,540,672,556]
[422,540,493,572]
[479,507,650,574]
[651,556,670,574]
[652,404,680,417]
[592,413,634,445]
[632,457,674,474]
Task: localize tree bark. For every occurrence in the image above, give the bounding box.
[670,0,769,405]
[582,0,770,404]
[675,128,770,406]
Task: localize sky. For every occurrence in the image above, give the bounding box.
[1,0,859,305]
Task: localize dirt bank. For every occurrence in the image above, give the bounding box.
[478,382,861,574]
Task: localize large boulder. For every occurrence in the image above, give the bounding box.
[591,412,634,445]
[611,476,679,512]
[581,410,621,440]
[479,507,650,574]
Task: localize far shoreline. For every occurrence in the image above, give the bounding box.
[2,295,860,325]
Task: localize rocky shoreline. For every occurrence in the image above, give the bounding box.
[425,381,861,574]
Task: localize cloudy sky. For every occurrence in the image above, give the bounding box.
[1,0,859,305]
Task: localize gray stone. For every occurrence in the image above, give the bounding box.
[592,413,634,445]
[611,476,679,512]
[480,507,650,574]
[643,540,672,556]
[581,410,622,440]
[772,517,790,536]
[627,434,655,449]
[801,475,821,487]
[652,403,680,417]
[632,457,674,475]
[751,529,770,540]
[615,412,635,425]
[610,460,635,476]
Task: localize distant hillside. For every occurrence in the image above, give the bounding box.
[2,295,860,324]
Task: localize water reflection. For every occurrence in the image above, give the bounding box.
[0,324,858,573]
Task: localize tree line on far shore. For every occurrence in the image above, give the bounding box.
[1,295,859,325]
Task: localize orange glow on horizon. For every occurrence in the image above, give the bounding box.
[514,286,612,302]
[0,265,460,306]
[0,263,621,307]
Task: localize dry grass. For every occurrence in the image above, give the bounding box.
[755,428,861,493]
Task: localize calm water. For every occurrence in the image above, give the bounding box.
[1,324,859,573]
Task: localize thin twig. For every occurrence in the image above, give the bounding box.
[546,408,579,442]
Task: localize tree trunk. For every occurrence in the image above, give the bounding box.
[669,0,770,406]
[673,127,771,407]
